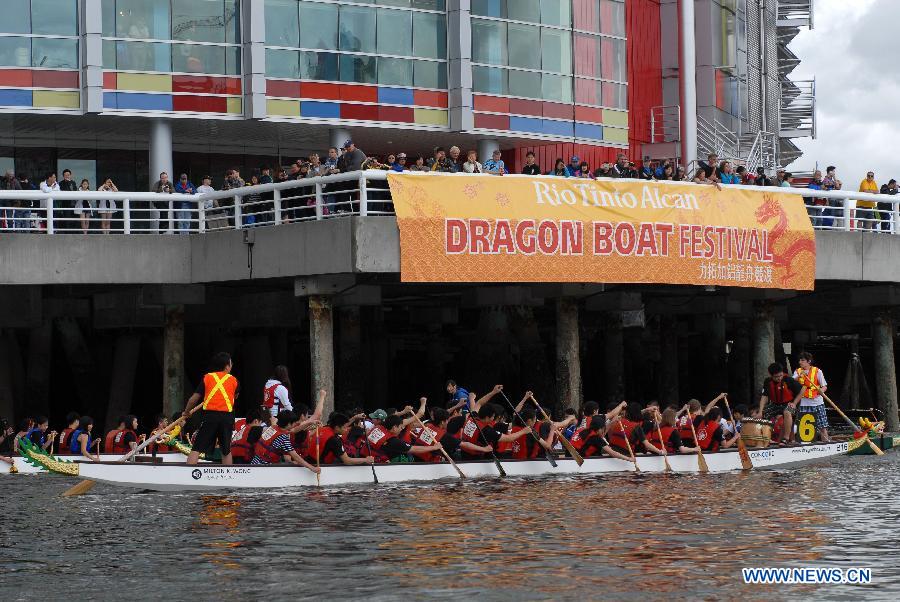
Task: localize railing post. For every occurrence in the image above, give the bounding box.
[46,197,54,234]
[843,198,852,232]
[274,189,282,225]
[359,175,368,217]
[123,199,131,234]
[893,200,899,236]
[315,183,323,220]
[198,199,206,233]
[168,198,174,234]
[233,194,242,229]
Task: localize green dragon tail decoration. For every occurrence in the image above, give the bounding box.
[17,438,81,476]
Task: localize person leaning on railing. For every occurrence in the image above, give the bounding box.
[879,179,898,232]
[857,171,879,231]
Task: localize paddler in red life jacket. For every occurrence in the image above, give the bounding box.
[262,365,294,424]
[758,362,804,445]
[501,408,555,460]
[460,403,534,459]
[292,389,328,453]
[569,400,626,451]
[250,410,320,475]
[367,414,441,463]
[574,416,632,461]
[646,408,700,454]
[411,407,460,462]
[57,412,80,454]
[309,412,375,465]
[693,407,740,452]
[109,415,140,455]
[231,408,267,464]
[148,414,173,455]
[676,399,704,446]
[607,402,666,457]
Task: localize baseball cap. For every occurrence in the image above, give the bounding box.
[343,139,353,149]
[571,155,580,163]
[369,409,388,420]
[397,153,407,159]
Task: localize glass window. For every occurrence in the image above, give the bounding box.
[574,33,600,78]
[508,69,541,98]
[411,0,445,9]
[339,54,376,83]
[102,39,116,69]
[541,73,572,102]
[300,50,338,80]
[266,48,299,78]
[377,57,412,86]
[604,81,627,109]
[173,0,227,44]
[0,37,31,68]
[507,23,540,70]
[377,0,410,7]
[32,38,78,69]
[413,60,446,89]
[266,0,299,47]
[5,0,30,34]
[339,6,376,53]
[299,1,338,50]
[602,37,625,81]
[376,8,412,56]
[102,0,115,37]
[471,0,503,18]
[473,65,506,95]
[601,0,625,36]
[116,40,171,72]
[506,0,540,23]
[472,19,506,65]
[540,0,570,27]
[575,77,600,105]
[116,0,171,40]
[173,43,226,75]
[32,0,77,36]
[413,12,446,60]
[226,45,240,74]
[541,27,571,74]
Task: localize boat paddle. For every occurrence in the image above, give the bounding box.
[724,395,753,470]
[788,358,884,455]
[62,405,201,497]
[531,395,584,466]
[498,390,557,468]
[361,423,380,485]
[409,412,465,479]
[315,424,321,487]
[466,409,507,478]
[616,418,640,473]
[652,411,672,473]
[685,412,710,473]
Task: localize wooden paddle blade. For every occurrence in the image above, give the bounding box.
[867,439,885,456]
[494,458,507,477]
[697,452,710,473]
[663,457,672,472]
[737,439,753,470]
[556,431,584,466]
[62,479,95,497]
[371,467,379,484]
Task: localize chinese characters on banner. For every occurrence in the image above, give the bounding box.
[387,173,816,291]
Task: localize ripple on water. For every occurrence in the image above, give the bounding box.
[2,453,899,600]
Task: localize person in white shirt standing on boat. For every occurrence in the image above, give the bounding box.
[263,365,294,423]
[793,351,831,443]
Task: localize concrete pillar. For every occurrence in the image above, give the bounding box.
[330,128,351,153]
[26,321,52,417]
[163,305,185,418]
[752,302,775,400]
[555,298,582,412]
[80,0,103,113]
[679,0,698,165]
[511,306,552,405]
[106,333,140,430]
[337,306,363,411]
[659,316,679,406]
[309,296,335,418]
[478,139,500,163]
[56,317,100,413]
[149,119,173,182]
[873,310,899,431]
[241,0,266,119]
[603,312,625,404]
[448,0,474,131]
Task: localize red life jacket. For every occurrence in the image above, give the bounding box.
[104,429,121,453]
[262,381,282,411]
[495,424,514,455]
[366,425,394,462]
[234,418,247,432]
[111,428,136,454]
[580,434,606,457]
[231,424,255,462]
[253,425,291,464]
[58,428,75,454]
[694,420,720,452]
[461,417,487,457]
[305,426,336,463]
[768,379,793,405]
[647,425,676,453]
[678,415,699,445]
[412,423,445,462]
[343,432,366,458]
[570,426,588,449]
[607,419,640,453]
[510,426,539,460]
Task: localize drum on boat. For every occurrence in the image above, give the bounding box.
[741,418,773,448]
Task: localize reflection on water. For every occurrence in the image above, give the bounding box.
[2,453,899,600]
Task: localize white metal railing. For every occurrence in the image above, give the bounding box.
[697,114,741,161]
[649,105,681,144]
[0,170,898,236]
[744,130,778,174]
[781,78,817,139]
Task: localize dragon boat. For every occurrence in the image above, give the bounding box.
[844,418,900,455]
[15,438,864,491]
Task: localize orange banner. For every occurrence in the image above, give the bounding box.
[387,173,816,290]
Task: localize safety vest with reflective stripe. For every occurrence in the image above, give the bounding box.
[799,367,820,399]
[202,372,238,412]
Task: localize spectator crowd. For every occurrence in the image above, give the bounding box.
[1,140,896,233]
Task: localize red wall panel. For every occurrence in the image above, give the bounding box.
[508,144,620,174]
[626,0,663,159]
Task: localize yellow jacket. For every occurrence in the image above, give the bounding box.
[858,179,879,209]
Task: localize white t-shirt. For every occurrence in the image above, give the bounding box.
[263,379,292,416]
[793,368,827,407]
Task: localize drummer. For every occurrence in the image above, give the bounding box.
[758,362,803,445]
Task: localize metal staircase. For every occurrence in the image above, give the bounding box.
[777,0,816,166]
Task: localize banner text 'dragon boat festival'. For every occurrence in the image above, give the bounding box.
[387,174,816,291]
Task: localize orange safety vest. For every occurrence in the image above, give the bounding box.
[799,367,820,399]
[202,372,238,412]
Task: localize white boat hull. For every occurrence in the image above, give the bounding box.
[59,441,850,491]
[1,452,192,475]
